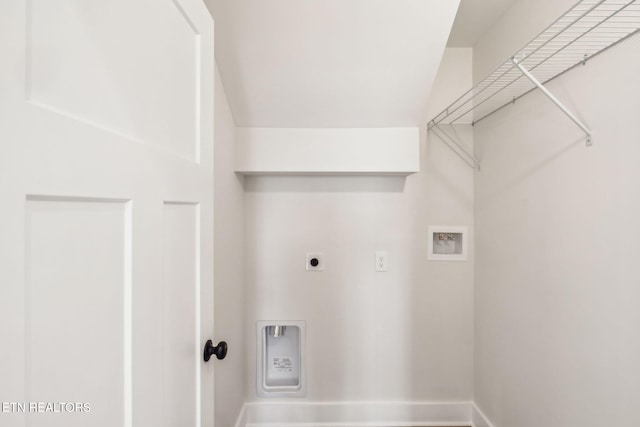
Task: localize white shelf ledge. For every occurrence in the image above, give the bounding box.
[235,127,420,176]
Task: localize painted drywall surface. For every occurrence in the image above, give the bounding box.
[244,48,474,403]
[204,0,460,127]
[473,4,640,426]
[214,65,246,427]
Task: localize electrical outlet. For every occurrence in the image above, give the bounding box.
[375,251,388,272]
[306,252,324,271]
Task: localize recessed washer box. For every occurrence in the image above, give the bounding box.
[428,226,468,261]
[256,320,306,398]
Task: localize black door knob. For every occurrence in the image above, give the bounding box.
[203,340,227,362]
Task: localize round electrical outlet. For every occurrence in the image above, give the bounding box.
[306,252,324,271]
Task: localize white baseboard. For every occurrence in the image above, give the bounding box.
[232,400,498,427]
[471,403,495,427]
[235,401,475,427]
[233,404,247,427]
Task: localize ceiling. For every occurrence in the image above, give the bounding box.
[205,0,461,128]
[447,0,515,47]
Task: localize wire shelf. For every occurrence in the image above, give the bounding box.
[428,0,640,129]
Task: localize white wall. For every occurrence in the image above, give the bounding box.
[243,48,475,404]
[473,1,640,425]
[214,65,246,427]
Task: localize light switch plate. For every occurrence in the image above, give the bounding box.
[375,251,388,272]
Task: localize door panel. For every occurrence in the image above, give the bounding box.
[25,197,131,427]
[163,202,199,426]
[0,1,215,426]
[28,0,200,161]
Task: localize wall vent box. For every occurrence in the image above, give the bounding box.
[256,320,306,397]
[427,226,468,261]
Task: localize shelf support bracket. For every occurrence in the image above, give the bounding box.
[511,57,592,146]
[430,124,481,170]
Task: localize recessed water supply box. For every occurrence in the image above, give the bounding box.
[427,226,468,261]
[256,320,306,397]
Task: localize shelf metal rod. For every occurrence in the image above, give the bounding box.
[511,57,593,146]
[430,125,481,170]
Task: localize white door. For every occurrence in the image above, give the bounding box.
[0,1,216,426]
